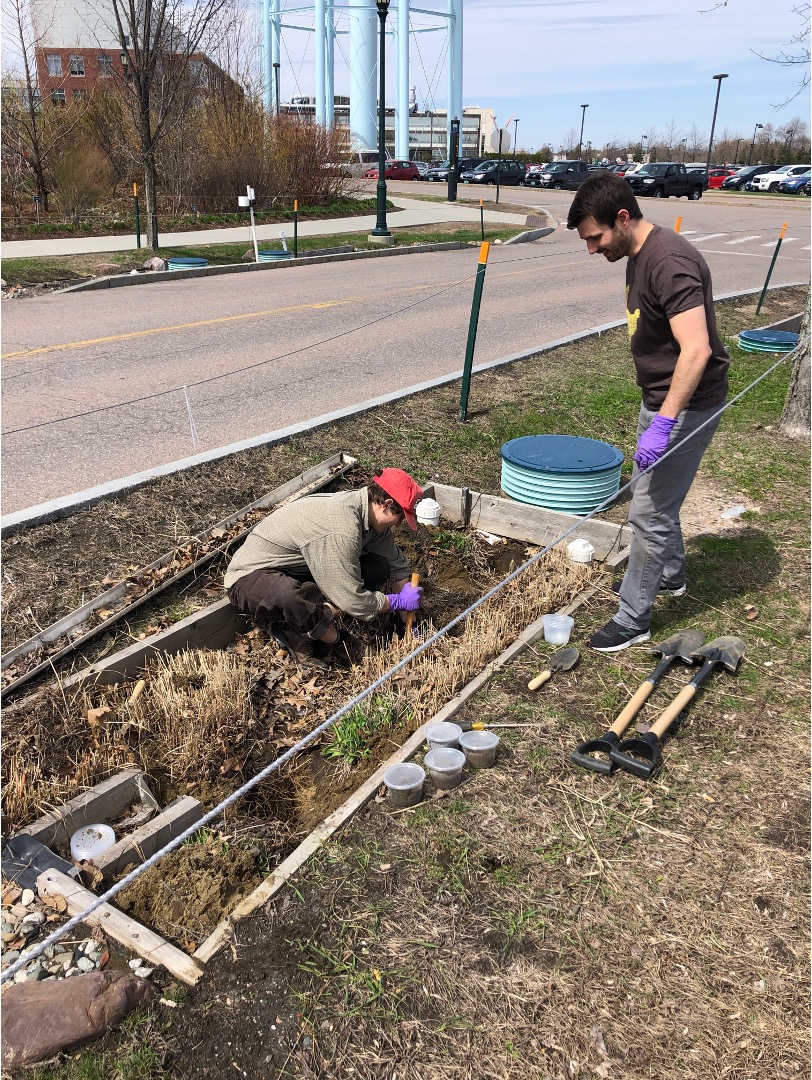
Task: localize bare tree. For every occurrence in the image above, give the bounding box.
[1,0,84,211]
[106,0,232,248]
[778,298,810,437]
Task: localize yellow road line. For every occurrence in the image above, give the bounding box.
[1,258,583,363]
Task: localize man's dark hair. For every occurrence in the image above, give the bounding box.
[566,172,643,230]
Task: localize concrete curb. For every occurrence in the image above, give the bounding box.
[504,226,556,245]
[58,240,469,293]
[1,282,804,535]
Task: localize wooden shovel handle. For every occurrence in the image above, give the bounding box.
[404,573,420,634]
[650,683,698,738]
[609,680,654,736]
[528,670,552,691]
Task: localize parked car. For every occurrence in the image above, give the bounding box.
[720,165,778,191]
[460,160,526,185]
[522,163,548,186]
[535,160,590,189]
[778,169,812,194]
[323,150,383,178]
[612,162,640,175]
[414,160,430,178]
[362,159,420,181]
[625,162,704,199]
[425,157,487,182]
[751,164,812,192]
[707,167,738,189]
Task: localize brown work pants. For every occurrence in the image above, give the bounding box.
[227,554,390,641]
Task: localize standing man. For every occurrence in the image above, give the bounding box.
[566,172,729,652]
[225,469,424,660]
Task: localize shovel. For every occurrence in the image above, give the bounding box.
[570,628,706,775]
[609,635,746,779]
[528,647,580,690]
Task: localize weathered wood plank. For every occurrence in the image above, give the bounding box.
[36,869,205,985]
[96,797,203,879]
[20,768,144,850]
[430,483,630,558]
[62,599,247,690]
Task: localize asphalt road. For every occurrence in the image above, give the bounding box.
[2,191,809,513]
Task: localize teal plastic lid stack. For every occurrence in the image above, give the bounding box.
[500,434,624,515]
[737,329,800,354]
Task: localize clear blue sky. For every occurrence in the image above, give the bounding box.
[276,0,810,151]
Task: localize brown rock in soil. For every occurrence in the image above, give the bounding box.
[94,262,124,276]
[1,970,155,1068]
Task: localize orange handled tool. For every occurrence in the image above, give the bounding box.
[405,573,420,635]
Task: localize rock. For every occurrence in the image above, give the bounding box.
[243,249,255,262]
[25,962,46,981]
[134,966,154,978]
[1,970,155,1068]
[21,912,45,926]
[20,890,35,908]
[0,278,6,287]
[94,262,124,277]
[2,951,21,967]
[77,957,96,972]
[128,958,143,970]
[142,256,166,271]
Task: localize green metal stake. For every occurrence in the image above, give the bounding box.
[459,242,491,422]
[479,198,485,242]
[133,182,141,249]
[293,198,298,258]
[755,221,788,315]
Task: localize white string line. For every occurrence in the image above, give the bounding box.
[1,336,805,984]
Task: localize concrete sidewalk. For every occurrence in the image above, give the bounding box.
[1,196,531,259]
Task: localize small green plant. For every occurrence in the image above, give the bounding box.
[322,694,411,764]
[431,529,472,556]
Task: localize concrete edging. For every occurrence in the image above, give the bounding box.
[58,240,469,293]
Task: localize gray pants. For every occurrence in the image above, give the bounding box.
[616,401,723,633]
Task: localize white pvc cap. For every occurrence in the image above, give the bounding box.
[70,824,116,863]
[415,497,441,524]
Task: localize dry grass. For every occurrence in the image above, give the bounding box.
[0,649,256,830]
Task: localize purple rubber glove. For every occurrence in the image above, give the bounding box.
[386,582,423,612]
[633,414,678,471]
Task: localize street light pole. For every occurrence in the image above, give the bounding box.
[577,104,588,158]
[513,118,519,159]
[427,109,433,161]
[704,72,729,182]
[641,134,647,161]
[681,138,687,163]
[371,0,391,239]
[748,122,763,165]
[734,138,740,164]
[786,127,795,162]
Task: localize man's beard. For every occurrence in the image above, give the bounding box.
[599,226,634,262]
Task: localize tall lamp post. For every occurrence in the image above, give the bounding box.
[371,0,391,240]
[748,122,763,165]
[681,138,688,162]
[704,72,729,182]
[513,118,519,159]
[426,109,434,162]
[577,103,588,157]
[641,134,648,160]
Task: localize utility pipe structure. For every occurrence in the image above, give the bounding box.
[260,2,463,156]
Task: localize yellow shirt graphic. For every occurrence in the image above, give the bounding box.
[625,286,640,339]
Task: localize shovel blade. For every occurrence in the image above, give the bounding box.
[692,636,746,672]
[549,646,580,674]
[650,629,706,664]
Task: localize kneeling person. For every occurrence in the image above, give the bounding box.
[225,469,424,657]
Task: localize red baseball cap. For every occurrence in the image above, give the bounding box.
[373,469,423,531]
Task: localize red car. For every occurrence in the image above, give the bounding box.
[707,167,738,189]
[362,159,420,181]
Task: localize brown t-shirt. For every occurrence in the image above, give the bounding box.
[626,225,729,410]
